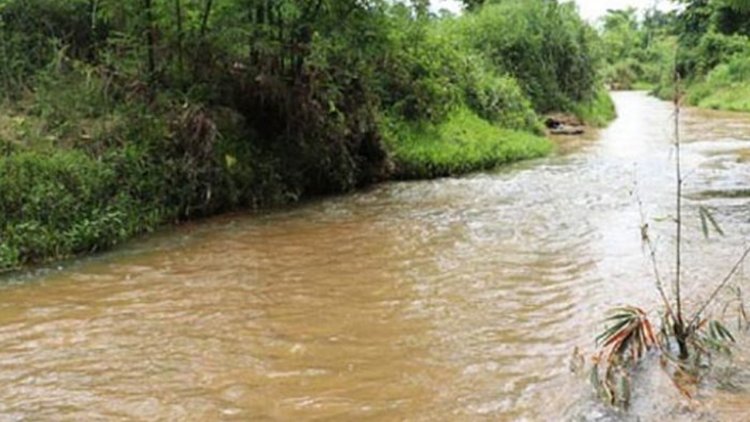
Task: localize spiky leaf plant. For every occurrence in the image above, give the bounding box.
[590,307,656,407]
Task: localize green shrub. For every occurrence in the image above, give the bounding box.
[449,0,601,113]
[693,32,750,75]
[458,56,542,133]
[604,59,640,90]
[377,17,464,123]
[598,8,677,94]
[378,12,544,133]
[0,150,161,269]
[707,51,750,84]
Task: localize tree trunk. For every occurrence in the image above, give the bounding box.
[174,0,184,85]
[200,0,214,38]
[143,0,156,79]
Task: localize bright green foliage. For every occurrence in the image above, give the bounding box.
[571,88,617,128]
[601,8,640,64]
[599,0,750,114]
[685,51,750,111]
[599,9,644,89]
[693,32,750,74]
[376,10,465,123]
[458,59,543,133]
[383,107,552,180]
[374,6,544,131]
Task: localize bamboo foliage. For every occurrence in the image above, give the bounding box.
[589,65,747,409]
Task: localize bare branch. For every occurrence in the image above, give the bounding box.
[633,177,675,320]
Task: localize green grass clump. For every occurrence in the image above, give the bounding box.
[632,81,657,91]
[0,118,294,272]
[384,107,553,180]
[695,83,750,112]
[683,53,750,112]
[572,88,618,128]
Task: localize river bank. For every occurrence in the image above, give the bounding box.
[0,96,613,273]
[0,0,614,272]
[664,78,750,113]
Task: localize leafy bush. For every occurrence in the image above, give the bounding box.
[693,32,750,75]
[378,10,543,132]
[458,56,542,133]
[377,13,464,123]
[604,59,640,90]
[597,8,678,94]
[0,150,160,268]
[571,88,617,128]
[449,0,601,113]
[707,50,750,83]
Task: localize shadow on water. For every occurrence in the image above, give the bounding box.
[2,92,750,419]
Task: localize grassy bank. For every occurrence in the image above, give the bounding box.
[383,107,553,180]
[0,0,614,272]
[690,83,750,112]
[682,52,750,112]
[571,89,618,128]
[0,101,562,271]
[0,150,163,268]
[653,51,750,112]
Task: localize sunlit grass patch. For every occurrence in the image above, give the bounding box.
[684,53,750,113]
[383,107,553,180]
[572,88,617,128]
[696,83,750,112]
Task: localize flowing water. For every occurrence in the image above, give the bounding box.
[3,92,750,421]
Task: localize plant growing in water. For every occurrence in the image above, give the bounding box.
[588,73,750,408]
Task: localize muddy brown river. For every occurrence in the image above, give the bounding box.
[3,92,750,420]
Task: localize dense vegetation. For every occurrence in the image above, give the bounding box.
[600,0,750,111]
[0,0,613,270]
